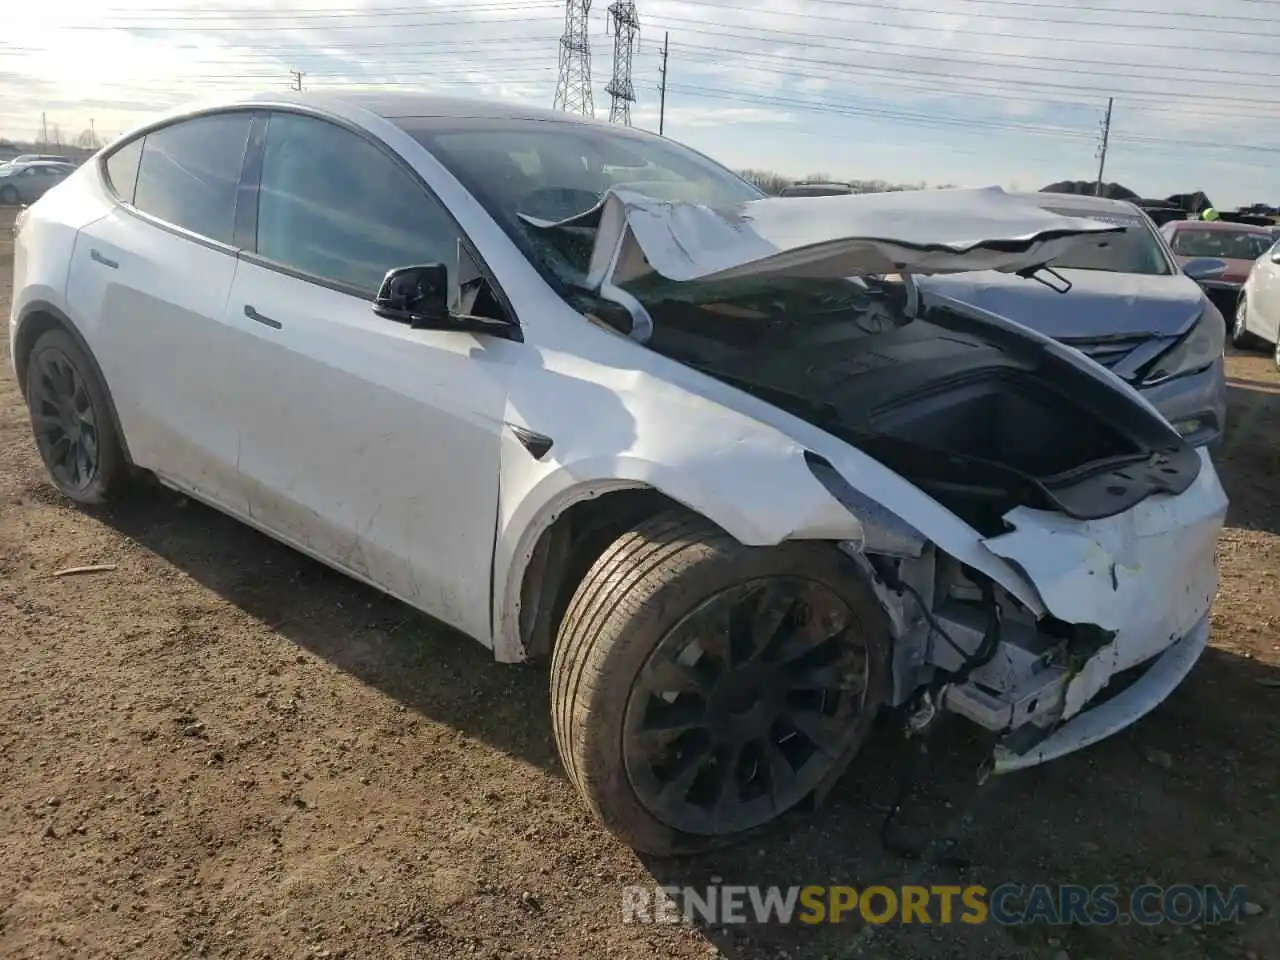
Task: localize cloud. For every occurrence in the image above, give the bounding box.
[1,0,1277,204]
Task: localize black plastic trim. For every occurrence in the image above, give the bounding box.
[233,111,268,251]
[510,425,554,460]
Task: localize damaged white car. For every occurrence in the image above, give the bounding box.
[10,93,1227,855]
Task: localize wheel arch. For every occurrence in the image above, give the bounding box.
[13,300,135,467]
[493,445,895,664]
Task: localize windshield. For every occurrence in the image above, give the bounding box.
[1038,207,1172,276]
[401,117,762,284]
[1170,228,1273,260]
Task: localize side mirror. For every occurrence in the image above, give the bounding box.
[1181,257,1228,282]
[372,263,521,341]
[373,263,450,327]
[1270,248,1280,264]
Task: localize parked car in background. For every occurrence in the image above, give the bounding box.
[0,161,75,205]
[8,92,1228,855]
[1230,234,1280,367]
[779,181,854,197]
[1160,218,1275,315]
[0,153,74,169]
[922,193,1228,448]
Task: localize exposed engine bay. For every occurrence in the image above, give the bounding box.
[588,271,1202,535]
[525,186,1201,535]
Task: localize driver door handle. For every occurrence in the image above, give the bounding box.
[244,305,282,330]
[89,249,118,269]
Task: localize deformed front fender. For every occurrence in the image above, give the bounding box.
[491,416,870,662]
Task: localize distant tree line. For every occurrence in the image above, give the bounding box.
[736,168,955,195]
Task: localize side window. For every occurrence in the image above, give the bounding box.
[256,111,462,296]
[104,136,144,203]
[133,112,252,246]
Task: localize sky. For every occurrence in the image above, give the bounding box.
[3,0,1278,207]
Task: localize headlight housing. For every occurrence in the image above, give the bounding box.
[1142,308,1224,384]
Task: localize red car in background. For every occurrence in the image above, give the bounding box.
[1161,219,1275,316]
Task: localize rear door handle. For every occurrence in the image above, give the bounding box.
[244,305,281,329]
[89,249,118,269]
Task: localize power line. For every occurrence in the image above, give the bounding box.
[661,39,1280,115]
[69,13,559,32]
[645,9,1280,57]
[656,83,1280,172]
[674,0,1280,36]
[101,2,558,18]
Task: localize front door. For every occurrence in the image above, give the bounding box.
[226,109,519,642]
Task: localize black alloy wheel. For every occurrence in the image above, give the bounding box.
[622,576,873,837]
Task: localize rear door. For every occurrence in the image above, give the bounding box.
[65,111,255,512]
[224,109,520,641]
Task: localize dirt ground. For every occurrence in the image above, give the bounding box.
[1,204,1277,960]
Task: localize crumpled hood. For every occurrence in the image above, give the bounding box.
[919,268,1206,339]
[521,185,1121,289]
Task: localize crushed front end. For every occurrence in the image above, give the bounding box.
[835,441,1225,771]
[529,184,1230,769]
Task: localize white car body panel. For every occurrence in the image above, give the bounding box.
[8,91,1228,779]
[985,446,1225,720]
[1243,244,1280,343]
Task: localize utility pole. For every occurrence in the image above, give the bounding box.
[1094,97,1113,198]
[658,32,669,136]
[289,69,305,91]
[39,112,48,148]
[89,118,97,148]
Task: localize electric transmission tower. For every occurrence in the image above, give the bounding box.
[605,1,639,126]
[553,0,594,117]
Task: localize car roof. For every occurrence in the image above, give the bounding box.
[1165,219,1271,233]
[1009,191,1142,215]
[234,89,611,128]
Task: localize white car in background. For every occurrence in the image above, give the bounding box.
[9,92,1227,855]
[1233,236,1280,368]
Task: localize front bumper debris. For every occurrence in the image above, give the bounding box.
[990,610,1210,773]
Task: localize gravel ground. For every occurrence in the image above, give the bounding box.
[1,206,1277,959]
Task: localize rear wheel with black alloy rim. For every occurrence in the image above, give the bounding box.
[24,329,130,505]
[550,509,891,855]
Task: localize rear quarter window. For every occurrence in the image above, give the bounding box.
[131,112,253,246]
[103,137,144,203]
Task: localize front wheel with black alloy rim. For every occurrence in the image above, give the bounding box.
[24,328,130,505]
[550,510,891,856]
[1231,298,1259,350]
